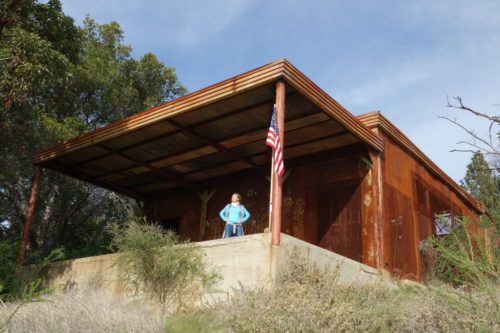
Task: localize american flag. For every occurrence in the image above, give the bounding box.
[266,105,284,177]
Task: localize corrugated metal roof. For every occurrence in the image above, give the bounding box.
[33,59,384,200]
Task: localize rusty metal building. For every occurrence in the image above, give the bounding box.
[23,59,484,279]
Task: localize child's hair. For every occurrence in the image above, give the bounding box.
[232,193,242,201]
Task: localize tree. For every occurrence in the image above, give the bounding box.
[461,152,500,227]
[0,1,187,263]
[73,18,187,129]
[441,96,500,229]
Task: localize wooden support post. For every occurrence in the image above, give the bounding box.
[271,81,286,245]
[197,188,216,241]
[361,151,384,269]
[268,155,274,231]
[16,165,44,267]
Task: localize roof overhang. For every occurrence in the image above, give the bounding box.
[358,111,485,214]
[33,59,384,201]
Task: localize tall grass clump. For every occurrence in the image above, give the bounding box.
[108,221,218,312]
[0,246,64,331]
[0,241,63,301]
[0,289,167,333]
[425,215,500,322]
[427,216,499,286]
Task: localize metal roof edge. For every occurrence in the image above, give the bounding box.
[281,61,384,152]
[33,59,288,164]
[357,111,485,214]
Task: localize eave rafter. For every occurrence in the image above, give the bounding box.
[75,96,296,169]
[130,128,351,191]
[96,144,197,189]
[93,112,330,183]
[166,119,266,174]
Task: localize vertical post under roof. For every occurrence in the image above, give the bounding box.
[16,165,44,267]
[271,81,285,245]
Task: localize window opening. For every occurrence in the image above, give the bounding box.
[434,212,452,236]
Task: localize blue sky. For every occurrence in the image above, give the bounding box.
[60,0,500,181]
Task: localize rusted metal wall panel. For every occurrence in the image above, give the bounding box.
[379,132,479,280]
[146,147,370,264]
[316,180,362,261]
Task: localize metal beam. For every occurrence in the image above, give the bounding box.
[167,119,267,174]
[129,129,350,190]
[97,144,196,189]
[93,112,328,181]
[44,162,149,201]
[75,96,296,168]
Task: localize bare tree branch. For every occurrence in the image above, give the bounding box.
[439,115,498,155]
[447,96,500,123]
[441,97,500,171]
[455,140,495,153]
[450,149,499,155]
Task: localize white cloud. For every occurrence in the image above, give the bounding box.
[61,0,258,47]
[405,0,500,30]
[171,0,258,46]
[334,57,433,107]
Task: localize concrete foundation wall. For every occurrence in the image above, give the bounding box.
[44,252,124,294]
[45,233,382,301]
[196,233,273,301]
[277,233,379,284]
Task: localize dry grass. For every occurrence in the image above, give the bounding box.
[203,254,500,333]
[2,250,498,332]
[0,290,166,333]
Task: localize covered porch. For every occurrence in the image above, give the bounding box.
[22,59,384,269]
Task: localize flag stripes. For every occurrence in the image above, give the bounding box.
[266,105,284,176]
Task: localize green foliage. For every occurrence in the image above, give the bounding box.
[165,312,226,333]
[0,240,19,295]
[108,222,218,312]
[427,216,499,286]
[461,152,500,231]
[75,17,187,128]
[425,215,500,322]
[0,241,62,331]
[0,247,63,301]
[0,0,187,269]
[0,279,54,333]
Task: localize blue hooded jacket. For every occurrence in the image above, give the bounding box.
[219,204,250,224]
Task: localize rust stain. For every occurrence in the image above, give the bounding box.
[364,192,372,206]
[367,247,375,261]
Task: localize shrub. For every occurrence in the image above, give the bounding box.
[108,221,218,312]
[0,242,63,301]
[427,216,499,288]
[210,251,499,332]
[425,215,500,324]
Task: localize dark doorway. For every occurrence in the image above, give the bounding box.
[159,217,181,234]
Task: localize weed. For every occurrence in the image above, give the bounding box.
[108,221,219,312]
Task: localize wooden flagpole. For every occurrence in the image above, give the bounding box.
[271,81,285,245]
[268,152,275,231]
